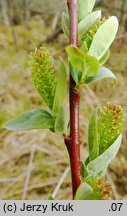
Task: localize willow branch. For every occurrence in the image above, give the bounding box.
[64,0,81,199]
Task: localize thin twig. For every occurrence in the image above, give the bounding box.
[52,167,70,198]
[64,0,81,199]
[0,175,23,183]
[22,145,35,200]
[51,12,60,30]
[5,177,62,199]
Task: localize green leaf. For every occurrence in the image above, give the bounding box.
[87,135,122,176]
[80,161,88,179]
[66,45,85,72]
[99,49,110,66]
[78,10,101,39]
[85,156,90,166]
[62,12,69,37]
[54,106,69,135]
[79,54,99,85]
[74,182,93,200]
[81,41,89,53]
[78,0,96,21]
[85,54,99,77]
[85,67,116,84]
[66,46,99,77]
[3,109,54,131]
[52,61,67,116]
[88,108,99,161]
[70,63,82,85]
[88,16,119,59]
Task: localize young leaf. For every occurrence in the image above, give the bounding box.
[88,16,119,59]
[85,67,116,84]
[78,10,101,38]
[74,182,93,200]
[99,49,110,66]
[70,63,81,85]
[78,0,96,21]
[52,61,67,116]
[87,135,122,176]
[62,12,69,37]
[66,46,99,77]
[54,106,69,135]
[85,54,99,77]
[88,108,99,161]
[3,109,54,131]
[66,45,85,72]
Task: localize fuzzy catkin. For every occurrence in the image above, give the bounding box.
[85,176,113,200]
[98,103,124,154]
[31,47,57,109]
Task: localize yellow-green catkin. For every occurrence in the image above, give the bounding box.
[98,103,124,154]
[80,18,106,52]
[85,176,113,200]
[31,47,57,109]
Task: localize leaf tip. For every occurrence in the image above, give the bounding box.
[111,16,119,23]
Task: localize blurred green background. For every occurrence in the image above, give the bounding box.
[0,0,127,200]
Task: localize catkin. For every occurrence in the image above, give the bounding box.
[98,103,124,154]
[31,47,57,109]
[80,18,106,52]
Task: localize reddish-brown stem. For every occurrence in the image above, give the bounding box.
[64,0,81,199]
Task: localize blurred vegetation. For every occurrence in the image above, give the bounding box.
[0,0,127,200]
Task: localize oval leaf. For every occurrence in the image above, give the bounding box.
[78,0,96,21]
[86,67,116,84]
[88,16,119,59]
[75,182,93,200]
[66,46,99,77]
[78,10,101,39]
[52,61,67,116]
[3,109,54,131]
[66,45,85,72]
[87,135,122,176]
